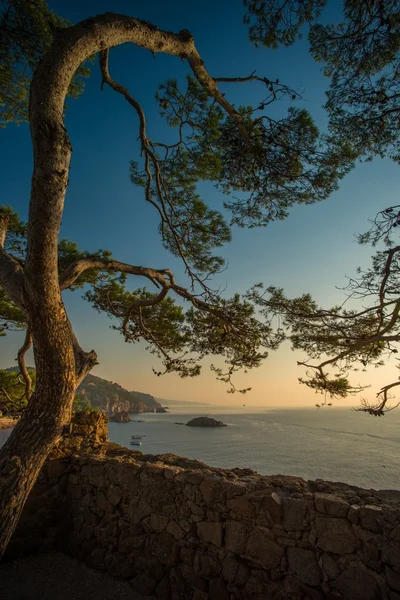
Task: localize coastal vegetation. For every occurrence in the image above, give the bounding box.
[0,0,399,557]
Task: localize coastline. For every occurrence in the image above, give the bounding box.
[0,418,17,430]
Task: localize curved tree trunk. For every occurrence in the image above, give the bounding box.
[0,13,242,559]
[0,309,77,557]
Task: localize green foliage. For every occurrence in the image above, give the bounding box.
[299,373,352,398]
[85,281,277,390]
[58,239,126,290]
[148,74,355,245]
[0,0,91,127]
[73,393,91,412]
[0,368,35,415]
[243,0,400,163]
[243,0,326,48]
[0,205,126,334]
[310,0,400,162]
[0,287,26,335]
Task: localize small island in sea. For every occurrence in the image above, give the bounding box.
[186,416,227,428]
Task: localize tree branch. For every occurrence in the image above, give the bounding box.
[26,13,247,298]
[17,329,32,401]
[122,285,169,340]
[60,257,233,326]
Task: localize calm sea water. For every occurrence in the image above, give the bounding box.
[108,406,400,491]
[1,406,399,490]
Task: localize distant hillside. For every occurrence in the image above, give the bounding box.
[2,367,164,417]
[156,398,210,406]
[77,374,161,416]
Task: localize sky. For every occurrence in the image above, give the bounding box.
[1,0,399,407]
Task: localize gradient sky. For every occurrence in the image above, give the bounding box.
[1,0,399,407]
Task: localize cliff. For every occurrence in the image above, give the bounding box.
[77,374,161,417]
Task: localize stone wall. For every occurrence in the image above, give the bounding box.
[8,412,400,600]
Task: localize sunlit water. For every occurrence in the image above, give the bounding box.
[107,406,400,491]
[1,406,399,490]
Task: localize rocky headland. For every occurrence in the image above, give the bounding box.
[109,411,131,423]
[77,373,162,418]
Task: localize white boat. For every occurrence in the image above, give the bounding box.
[130,440,142,446]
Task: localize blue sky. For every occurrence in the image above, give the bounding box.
[1,0,399,406]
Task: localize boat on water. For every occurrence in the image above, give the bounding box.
[130,440,142,446]
[131,435,145,439]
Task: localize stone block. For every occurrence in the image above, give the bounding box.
[209,578,230,600]
[149,531,179,566]
[130,573,157,596]
[316,517,359,554]
[283,497,309,531]
[224,520,247,554]
[287,547,321,586]
[386,566,400,592]
[359,505,384,533]
[333,565,385,600]
[319,553,340,580]
[166,521,186,540]
[106,485,122,507]
[197,521,223,547]
[314,494,349,518]
[245,527,284,568]
[150,513,169,533]
[381,540,400,573]
[200,477,224,505]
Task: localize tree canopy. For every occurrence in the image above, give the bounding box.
[0,0,90,127]
[244,0,400,162]
[0,1,399,558]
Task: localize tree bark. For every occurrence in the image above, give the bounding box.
[0,13,242,559]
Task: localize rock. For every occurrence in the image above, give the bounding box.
[224,520,248,554]
[314,493,349,518]
[245,527,284,568]
[282,497,309,531]
[359,505,384,533]
[156,407,168,413]
[150,513,169,533]
[320,553,340,580]
[166,521,185,540]
[382,541,400,573]
[316,517,359,554]
[197,521,223,547]
[186,417,227,427]
[333,565,384,600]
[130,573,157,596]
[287,547,321,586]
[209,578,230,600]
[109,411,131,423]
[386,566,400,592]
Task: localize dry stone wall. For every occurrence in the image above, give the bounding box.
[8,412,400,600]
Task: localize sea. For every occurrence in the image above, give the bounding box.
[1,406,400,491]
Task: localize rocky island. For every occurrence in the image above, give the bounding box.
[186,416,227,427]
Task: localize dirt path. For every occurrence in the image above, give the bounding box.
[0,552,154,600]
